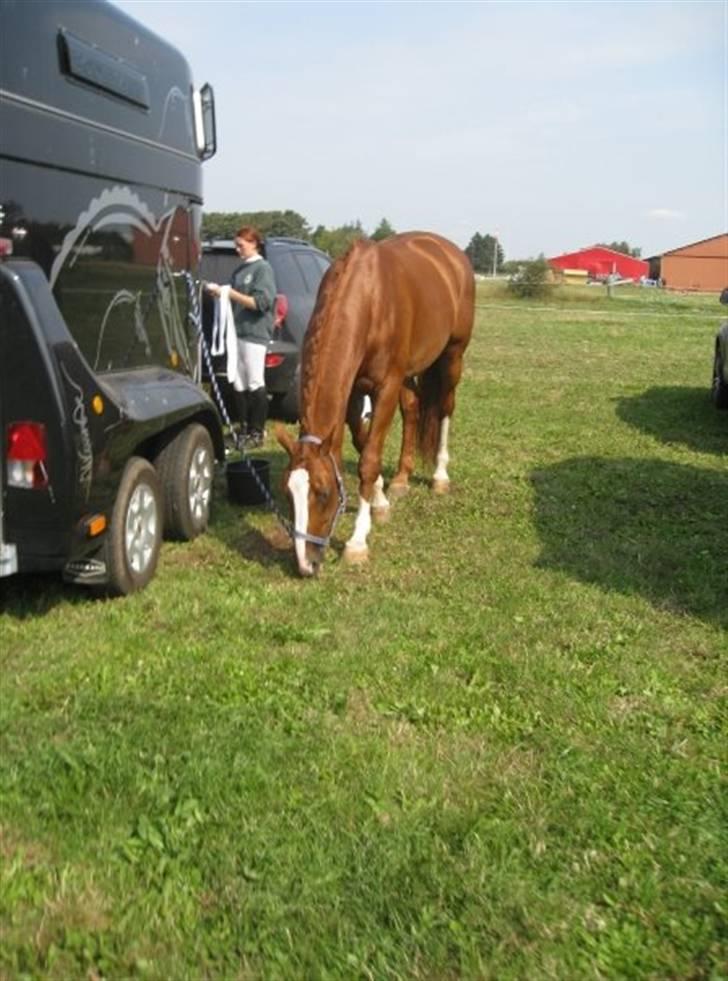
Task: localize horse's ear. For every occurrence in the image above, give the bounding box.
[275,423,296,459]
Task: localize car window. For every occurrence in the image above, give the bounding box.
[200,253,240,285]
[313,253,331,277]
[269,250,306,296]
[294,251,328,293]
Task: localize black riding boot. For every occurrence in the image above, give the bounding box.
[233,390,248,439]
[247,387,268,448]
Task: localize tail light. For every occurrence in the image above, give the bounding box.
[6,422,49,489]
[273,293,288,328]
[265,353,285,369]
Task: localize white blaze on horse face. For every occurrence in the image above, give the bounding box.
[288,467,314,575]
[433,416,451,483]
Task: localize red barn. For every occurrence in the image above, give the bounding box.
[548,246,649,282]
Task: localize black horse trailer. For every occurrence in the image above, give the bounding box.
[0,0,224,594]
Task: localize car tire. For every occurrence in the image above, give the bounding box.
[155,424,215,540]
[712,348,728,409]
[276,366,301,422]
[104,457,162,595]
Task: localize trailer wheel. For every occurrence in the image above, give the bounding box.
[105,457,162,596]
[155,423,215,540]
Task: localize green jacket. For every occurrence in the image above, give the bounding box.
[230,257,276,345]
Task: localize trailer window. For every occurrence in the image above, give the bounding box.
[58,31,150,110]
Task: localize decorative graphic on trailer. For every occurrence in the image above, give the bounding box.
[50,186,193,374]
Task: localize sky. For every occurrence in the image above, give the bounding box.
[113,0,727,261]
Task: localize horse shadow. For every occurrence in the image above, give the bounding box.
[615,386,726,456]
[208,449,297,573]
[211,445,427,574]
[530,456,728,628]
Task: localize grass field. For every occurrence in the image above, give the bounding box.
[1,282,726,979]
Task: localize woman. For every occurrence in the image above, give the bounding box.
[206,226,276,447]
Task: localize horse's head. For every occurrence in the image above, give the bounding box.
[276,426,346,577]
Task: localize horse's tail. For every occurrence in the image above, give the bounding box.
[416,356,446,467]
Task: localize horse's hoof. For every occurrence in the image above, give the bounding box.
[387,481,410,500]
[343,545,369,565]
[432,479,450,495]
[372,506,391,525]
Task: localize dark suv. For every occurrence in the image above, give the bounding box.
[713,288,728,410]
[200,237,331,420]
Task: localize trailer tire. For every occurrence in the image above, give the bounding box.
[155,423,215,540]
[105,457,162,596]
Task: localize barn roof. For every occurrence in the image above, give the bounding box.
[661,232,728,256]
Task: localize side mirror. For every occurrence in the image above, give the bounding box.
[193,83,217,161]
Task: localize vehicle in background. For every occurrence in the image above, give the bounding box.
[712,288,728,409]
[200,237,331,420]
[0,0,222,595]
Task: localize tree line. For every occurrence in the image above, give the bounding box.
[201,210,641,269]
[201,210,396,260]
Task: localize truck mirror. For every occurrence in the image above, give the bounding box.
[193,83,217,161]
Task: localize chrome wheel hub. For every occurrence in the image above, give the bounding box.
[188,447,213,522]
[124,483,158,574]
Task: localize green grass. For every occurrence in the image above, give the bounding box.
[1,282,726,979]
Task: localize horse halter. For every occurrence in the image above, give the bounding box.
[292,434,348,549]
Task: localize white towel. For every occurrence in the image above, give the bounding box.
[211,286,242,391]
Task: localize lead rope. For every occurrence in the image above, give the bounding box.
[179,272,347,552]
[178,271,297,540]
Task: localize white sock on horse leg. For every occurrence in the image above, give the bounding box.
[433,416,451,484]
[371,474,389,510]
[346,497,372,551]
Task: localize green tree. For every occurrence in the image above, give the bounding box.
[370,218,396,241]
[465,232,504,274]
[312,221,366,259]
[507,256,554,299]
[202,210,311,241]
[595,240,642,258]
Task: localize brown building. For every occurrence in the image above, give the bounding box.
[659,233,728,292]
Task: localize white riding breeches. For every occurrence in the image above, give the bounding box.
[234,339,266,392]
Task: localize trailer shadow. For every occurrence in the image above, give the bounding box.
[530,456,728,628]
[615,386,726,456]
[0,575,90,618]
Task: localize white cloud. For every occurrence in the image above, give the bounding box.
[647,209,686,221]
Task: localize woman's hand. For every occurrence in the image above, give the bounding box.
[205,281,221,297]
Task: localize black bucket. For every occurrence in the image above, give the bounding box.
[226,458,271,506]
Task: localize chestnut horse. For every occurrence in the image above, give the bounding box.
[276,231,474,576]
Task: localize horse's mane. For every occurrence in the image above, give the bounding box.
[316,238,368,308]
[300,239,372,418]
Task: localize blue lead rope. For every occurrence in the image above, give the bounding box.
[179,272,348,554]
[178,272,297,540]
